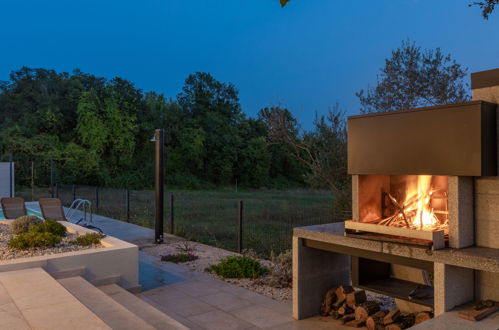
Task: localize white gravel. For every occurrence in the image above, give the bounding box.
[140,235,292,301]
[0,223,103,261]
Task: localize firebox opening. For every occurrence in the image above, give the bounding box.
[358,175,448,232]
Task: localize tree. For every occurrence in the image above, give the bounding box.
[470,0,498,19]
[177,72,243,184]
[260,106,347,192]
[356,40,469,114]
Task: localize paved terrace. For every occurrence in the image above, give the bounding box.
[25,202,348,330]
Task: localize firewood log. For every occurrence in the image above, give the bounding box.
[338,305,354,316]
[415,311,433,324]
[355,301,381,321]
[335,285,354,301]
[341,313,356,324]
[346,290,367,308]
[383,308,400,325]
[330,311,341,319]
[320,288,337,316]
[385,313,415,330]
[344,319,366,328]
[366,310,389,330]
[332,298,346,311]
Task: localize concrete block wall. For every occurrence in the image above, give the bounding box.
[478,270,499,301]
[474,177,499,249]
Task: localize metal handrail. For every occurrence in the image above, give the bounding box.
[65,198,93,226]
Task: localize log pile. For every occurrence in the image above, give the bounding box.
[320,287,434,329]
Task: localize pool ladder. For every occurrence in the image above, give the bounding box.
[66,199,93,226]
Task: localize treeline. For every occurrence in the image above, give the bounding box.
[0,67,308,189]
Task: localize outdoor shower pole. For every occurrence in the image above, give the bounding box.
[154,129,165,244]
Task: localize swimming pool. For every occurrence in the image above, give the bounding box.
[0,208,42,219]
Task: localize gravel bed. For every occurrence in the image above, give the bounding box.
[140,235,292,301]
[0,223,103,261]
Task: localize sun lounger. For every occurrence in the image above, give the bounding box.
[0,197,27,219]
[39,198,67,221]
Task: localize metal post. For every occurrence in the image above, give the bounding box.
[126,189,130,222]
[154,129,165,244]
[50,158,55,197]
[95,187,99,209]
[72,184,76,201]
[170,194,174,234]
[31,161,34,201]
[9,153,13,198]
[55,183,59,198]
[238,200,243,253]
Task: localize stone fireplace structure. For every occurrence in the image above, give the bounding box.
[293,68,499,323]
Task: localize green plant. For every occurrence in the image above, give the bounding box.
[161,253,198,263]
[11,216,42,235]
[207,256,267,279]
[268,249,292,288]
[30,220,67,237]
[8,232,62,250]
[72,233,105,246]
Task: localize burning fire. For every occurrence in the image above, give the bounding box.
[404,175,440,230]
[379,175,448,231]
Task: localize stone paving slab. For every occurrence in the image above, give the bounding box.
[0,268,110,330]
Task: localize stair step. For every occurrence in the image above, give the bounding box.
[99,284,188,330]
[58,276,154,330]
[0,268,109,330]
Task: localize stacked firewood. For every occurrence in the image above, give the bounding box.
[320,286,434,329]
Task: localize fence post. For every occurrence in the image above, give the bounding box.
[126,189,130,222]
[170,195,174,234]
[55,183,59,198]
[238,200,243,253]
[72,184,76,201]
[95,187,99,209]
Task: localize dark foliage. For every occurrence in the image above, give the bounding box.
[470,0,499,19]
[356,40,470,114]
[207,256,268,278]
[72,233,105,246]
[160,253,198,263]
[0,67,306,190]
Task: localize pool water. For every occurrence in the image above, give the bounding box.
[0,208,42,219]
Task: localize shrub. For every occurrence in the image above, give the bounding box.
[11,216,42,235]
[161,253,198,263]
[72,233,105,246]
[207,256,267,279]
[30,220,67,237]
[8,232,62,250]
[268,250,292,288]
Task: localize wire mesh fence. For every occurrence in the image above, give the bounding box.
[53,185,339,256]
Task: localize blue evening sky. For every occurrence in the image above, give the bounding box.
[1,0,498,129]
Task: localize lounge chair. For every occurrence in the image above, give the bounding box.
[39,198,68,221]
[0,197,27,219]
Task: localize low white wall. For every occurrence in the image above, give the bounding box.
[0,162,14,198]
[0,221,139,290]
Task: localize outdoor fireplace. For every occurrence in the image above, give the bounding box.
[293,69,499,325]
[346,101,497,250]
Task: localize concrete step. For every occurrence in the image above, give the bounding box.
[58,276,154,330]
[0,268,109,330]
[99,284,189,330]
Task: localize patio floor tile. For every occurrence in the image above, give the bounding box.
[199,292,254,312]
[188,309,255,330]
[230,305,292,329]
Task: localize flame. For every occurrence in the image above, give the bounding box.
[403,175,440,230]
